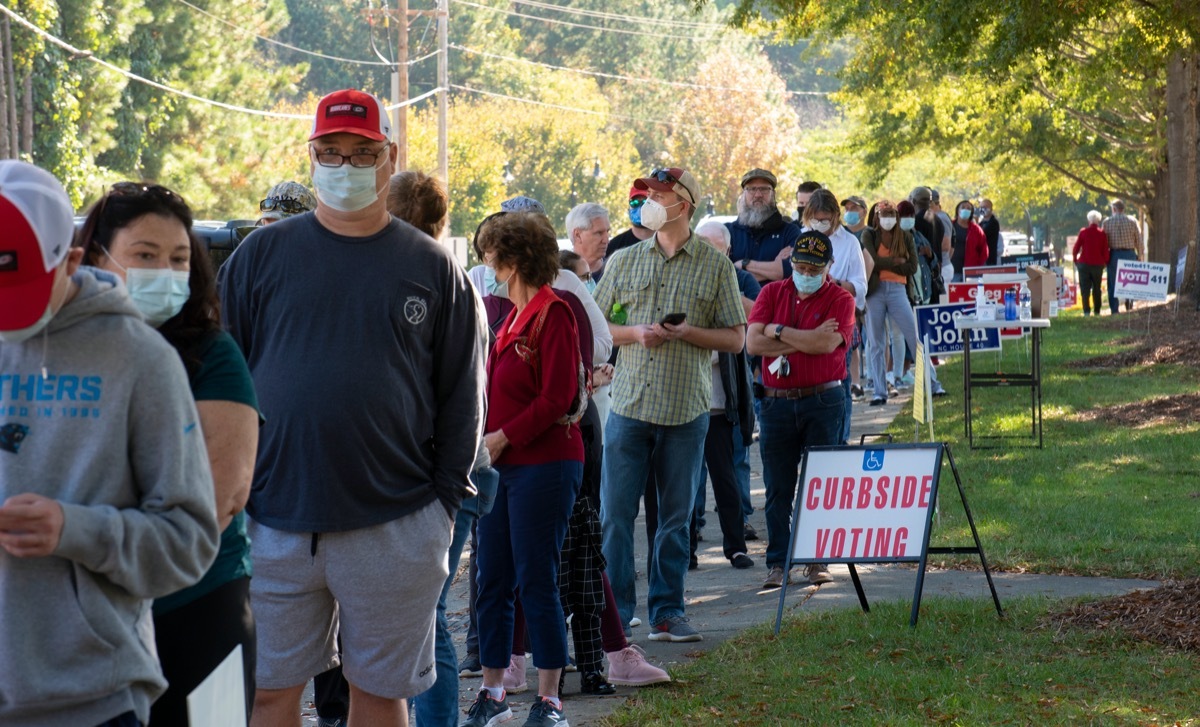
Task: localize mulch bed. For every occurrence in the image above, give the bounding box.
[1044,580,1200,653]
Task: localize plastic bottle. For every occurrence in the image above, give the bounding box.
[1019,283,1031,320]
[975,284,988,317]
[610,302,627,325]
[1004,289,1017,321]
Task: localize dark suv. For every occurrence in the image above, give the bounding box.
[193,220,257,270]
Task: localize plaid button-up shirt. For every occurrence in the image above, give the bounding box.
[593,232,746,426]
[1102,213,1140,252]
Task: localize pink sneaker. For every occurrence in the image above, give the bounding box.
[605,645,671,686]
[502,653,528,693]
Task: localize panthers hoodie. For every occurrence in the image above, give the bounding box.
[0,267,218,727]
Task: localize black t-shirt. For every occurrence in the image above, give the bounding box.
[981,216,1001,265]
[952,222,968,274]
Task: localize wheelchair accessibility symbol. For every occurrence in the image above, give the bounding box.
[862,450,884,471]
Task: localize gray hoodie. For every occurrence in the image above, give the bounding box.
[0,267,218,727]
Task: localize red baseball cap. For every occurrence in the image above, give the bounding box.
[309,89,391,142]
[628,183,648,200]
[633,167,699,206]
[0,161,74,331]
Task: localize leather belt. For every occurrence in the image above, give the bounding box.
[762,381,842,399]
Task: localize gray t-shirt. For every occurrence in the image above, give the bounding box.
[219,212,487,532]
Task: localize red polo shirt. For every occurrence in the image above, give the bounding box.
[748,277,855,388]
[486,286,585,466]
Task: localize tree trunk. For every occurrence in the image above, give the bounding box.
[3,17,15,158]
[20,68,30,158]
[1187,51,1200,299]
[0,16,9,159]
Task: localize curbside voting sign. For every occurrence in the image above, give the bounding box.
[790,446,942,564]
[1114,259,1170,302]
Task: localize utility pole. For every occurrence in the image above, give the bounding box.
[395,0,408,169]
[437,0,448,184]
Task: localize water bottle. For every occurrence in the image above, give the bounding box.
[1019,283,1031,320]
[975,284,989,317]
[1004,289,1017,321]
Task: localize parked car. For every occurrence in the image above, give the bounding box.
[193,220,256,270]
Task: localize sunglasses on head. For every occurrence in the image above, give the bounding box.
[260,197,310,214]
[649,169,678,185]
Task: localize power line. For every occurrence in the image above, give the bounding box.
[173,0,438,67]
[0,4,439,120]
[509,0,728,30]
[451,0,722,41]
[451,43,831,96]
[450,83,736,131]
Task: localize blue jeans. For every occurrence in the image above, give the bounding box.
[840,346,853,445]
[1107,249,1138,313]
[758,388,845,569]
[477,460,581,670]
[601,411,707,627]
[412,467,499,727]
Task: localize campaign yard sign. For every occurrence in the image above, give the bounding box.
[947,282,1024,338]
[963,264,1019,278]
[1114,260,1170,302]
[915,302,1001,355]
[1000,251,1052,270]
[790,446,941,564]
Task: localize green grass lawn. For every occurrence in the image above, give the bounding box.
[605,308,1200,725]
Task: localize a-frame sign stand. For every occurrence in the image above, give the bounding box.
[774,442,1003,633]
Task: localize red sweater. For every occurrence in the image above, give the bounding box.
[961,221,989,268]
[1073,224,1110,266]
[486,286,584,466]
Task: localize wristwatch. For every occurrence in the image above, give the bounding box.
[774,324,785,341]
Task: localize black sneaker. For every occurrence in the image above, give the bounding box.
[580,670,616,695]
[459,652,483,677]
[743,521,759,541]
[460,690,512,727]
[731,552,754,569]
[524,696,568,727]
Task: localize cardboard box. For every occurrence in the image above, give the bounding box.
[1026,265,1057,319]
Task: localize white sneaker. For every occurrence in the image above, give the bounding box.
[629,617,641,628]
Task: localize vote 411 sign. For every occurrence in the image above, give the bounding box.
[1114,260,1170,302]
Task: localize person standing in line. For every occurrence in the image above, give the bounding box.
[256,181,317,226]
[592,168,746,643]
[922,188,951,291]
[463,211,583,727]
[1102,199,1140,314]
[726,169,802,284]
[1073,210,1111,317]
[219,89,487,727]
[747,232,852,589]
[0,160,219,727]
[606,185,654,261]
[949,199,989,282]
[78,181,260,726]
[567,203,612,287]
[978,198,1001,266]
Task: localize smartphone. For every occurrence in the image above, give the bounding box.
[660,312,687,326]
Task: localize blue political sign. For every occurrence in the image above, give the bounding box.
[915,303,1001,355]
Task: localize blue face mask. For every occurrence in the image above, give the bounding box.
[792,270,824,294]
[629,202,643,227]
[959,208,973,220]
[483,265,510,299]
[843,210,861,226]
[899,217,916,231]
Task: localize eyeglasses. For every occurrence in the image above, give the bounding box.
[260,197,311,214]
[311,146,387,169]
[744,186,773,195]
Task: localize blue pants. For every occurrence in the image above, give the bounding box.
[601,412,707,627]
[733,424,752,519]
[758,388,845,569]
[412,467,498,727]
[1107,249,1138,313]
[476,460,581,670]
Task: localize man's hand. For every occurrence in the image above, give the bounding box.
[633,324,665,349]
[774,246,793,262]
[0,493,65,558]
[651,321,689,342]
[483,430,509,464]
[815,319,839,334]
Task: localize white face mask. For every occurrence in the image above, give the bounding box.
[312,156,386,212]
[810,220,832,234]
[0,303,54,344]
[639,199,684,231]
[103,248,191,326]
[879,216,898,231]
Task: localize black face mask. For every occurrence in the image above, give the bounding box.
[796,205,806,220]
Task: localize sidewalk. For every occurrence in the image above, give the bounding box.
[442,388,1158,725]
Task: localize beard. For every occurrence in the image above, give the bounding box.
[738,199,776,228]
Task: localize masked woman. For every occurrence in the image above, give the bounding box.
[77,182,260,725]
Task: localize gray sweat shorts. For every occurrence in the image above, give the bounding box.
[248,500,452,699]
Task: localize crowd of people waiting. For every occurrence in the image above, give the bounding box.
[0,86,1143,727]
